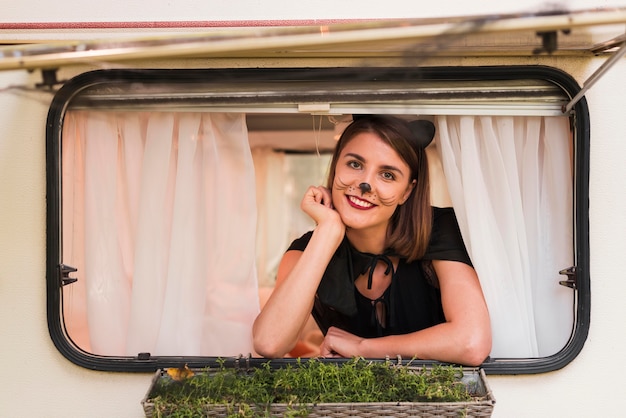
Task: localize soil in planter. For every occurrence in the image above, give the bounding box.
[147,358,477,418]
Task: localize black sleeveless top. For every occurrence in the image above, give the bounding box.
[287,207,472,338]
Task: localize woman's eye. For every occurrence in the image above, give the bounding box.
[348,161,361,169]
[382,171,395,180]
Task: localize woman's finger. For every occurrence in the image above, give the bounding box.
[318,186,333,208]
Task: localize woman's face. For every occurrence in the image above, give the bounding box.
[331,132,415,234]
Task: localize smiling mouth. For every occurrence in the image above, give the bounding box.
[347,195,375,209]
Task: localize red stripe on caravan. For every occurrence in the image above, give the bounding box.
[0,20,370,29]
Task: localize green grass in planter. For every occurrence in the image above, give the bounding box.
[149,357,472,418]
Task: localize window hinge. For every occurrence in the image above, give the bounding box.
[558,266,577,289]
[59,264,78,287]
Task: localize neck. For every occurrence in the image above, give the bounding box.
[345,226,388,254]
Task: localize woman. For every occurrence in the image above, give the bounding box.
[253,115,491,366]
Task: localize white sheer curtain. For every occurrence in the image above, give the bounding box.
[436,115,574,358]
[252,148,289,288]
[62,110,260,357]
[252,151,331,287]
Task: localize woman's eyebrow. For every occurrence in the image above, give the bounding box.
[344,152,364,162]
[344,152,405,177]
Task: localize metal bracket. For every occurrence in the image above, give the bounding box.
[533,28,572,55]
[558,266,577,289]
[234,353,252,371]
[563,35,626,114]
[533,31,557,55]
[35,68,62,90]
[59,264,78,286]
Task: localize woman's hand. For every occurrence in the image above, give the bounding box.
[317,260,491,365]
[301,186,345,239]
[319,326,364,358]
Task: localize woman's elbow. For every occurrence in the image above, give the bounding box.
[252,328,292,359]
[253,339,287,359]
[460,329,492,366]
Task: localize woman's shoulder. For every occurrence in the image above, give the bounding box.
[431,206,460,231]
[425,206,472,266]
[286,231,314,252]
[432,205,455,217]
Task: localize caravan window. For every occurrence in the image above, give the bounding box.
[46,67,589,373]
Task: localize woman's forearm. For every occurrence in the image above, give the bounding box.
[322,260,491,366]
[253,223,344,358]
[358,321,491,366]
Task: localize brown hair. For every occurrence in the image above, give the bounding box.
[327,115,432,261]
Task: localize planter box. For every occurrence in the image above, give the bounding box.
[142,363,495,417]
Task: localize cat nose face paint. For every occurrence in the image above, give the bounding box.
[359,182,372,195]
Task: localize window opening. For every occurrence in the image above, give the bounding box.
[47,67,589,373]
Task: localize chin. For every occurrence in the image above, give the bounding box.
[340,214,378,231]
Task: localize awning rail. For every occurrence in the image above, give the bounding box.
[1,8,626,71]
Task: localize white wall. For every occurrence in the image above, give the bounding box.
[493,55,626,417]
[2,3,626,417]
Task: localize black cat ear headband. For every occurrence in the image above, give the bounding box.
[352,115,435,150]
[407,119,436,150]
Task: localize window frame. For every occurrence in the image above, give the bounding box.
[46,66,590,374]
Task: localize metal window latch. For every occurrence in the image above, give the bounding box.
[559,266,577,289]
[59,264,78,286]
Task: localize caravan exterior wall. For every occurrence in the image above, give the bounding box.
[1,2,626,417]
